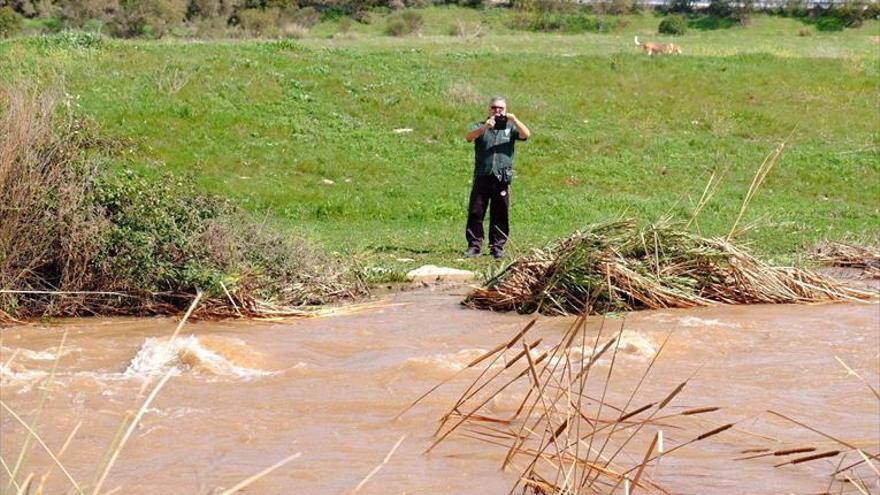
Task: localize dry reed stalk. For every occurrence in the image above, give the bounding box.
[752,362,880,492]
[727,141,785,242]
[1,456,20,493]
[397,320,536,421]
[90,369,175,495]
[4,330,68,493]
[349,435,406,494]
[433,337,544,437]
[168,291,204,343]
[835,356,880,401]
[217,452,303,495]
[34,421,82,495]
[14,473,33,495]
[92,291,202,494]
[418,315,731,495]
[686,170,724,231]
[0,400,83,495]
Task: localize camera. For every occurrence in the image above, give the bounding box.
[493,114,508,130]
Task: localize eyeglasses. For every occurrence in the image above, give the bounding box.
[490,105,505,110]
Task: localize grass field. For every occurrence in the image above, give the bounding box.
[2,10,878,276]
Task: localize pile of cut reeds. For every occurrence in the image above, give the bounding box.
[811,240,880,278]
[404,316,732,495]
[465,218,875,315]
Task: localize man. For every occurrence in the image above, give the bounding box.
[463,96,531,259]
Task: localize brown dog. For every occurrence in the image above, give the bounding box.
[634,36,682,56]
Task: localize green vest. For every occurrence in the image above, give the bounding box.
[472,122,523,178]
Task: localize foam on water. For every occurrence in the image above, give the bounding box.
[0,345,75,361]
[0,363,49,384]
[677,316,739,329]
[402,331,656,379]
[124,335,273,380]
[402,348,488,375]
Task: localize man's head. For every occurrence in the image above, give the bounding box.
[489,96,507,117]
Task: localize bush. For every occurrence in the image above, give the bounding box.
[0,6,23,37]
[780,0,808,17]
[0,84,364,319]
[663,0,695,14]
[561,11,613,32]
[688,14,739,30]
[186,0,236,20]
[337,16,353,33]
[592,0,637,15]
[781,1,875,31]
[60,0,120,28]
[31,31,103,50]
[814,15,845,31]
[39,17,65,33]
[658,15,687,35]
[112,0,187,38]
[237,7,281,36]
[386,17,406,35]
[289,6,320,27]
[385,9,421,36]
[796,26,812,36]
[281,21,308,37]
[353,9,374,24]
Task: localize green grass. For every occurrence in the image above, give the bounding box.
[2,10,878,276]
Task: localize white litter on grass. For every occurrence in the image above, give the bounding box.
[406,265,475,283]
[322,178,335,185]
[393,128,413,134]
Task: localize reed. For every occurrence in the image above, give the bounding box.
[415,314,730,495]
[741,358,880,492]
[0,83,365,323]
[810,241,880,278]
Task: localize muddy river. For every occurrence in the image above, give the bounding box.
[1,286,878,494]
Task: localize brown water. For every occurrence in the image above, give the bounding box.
[1,286,878,494]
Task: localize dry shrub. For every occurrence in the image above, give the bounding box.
[281,21,309,38]
[0,5,24,36]
[445,82,482,105]
[797,26,812,36]
[0,86,109,320]
[449,18,466,36]
[237,7,282,37]
[386,9,422,36]
[289,6,320,28]
[337,16,353,33]
[111,0,187,38]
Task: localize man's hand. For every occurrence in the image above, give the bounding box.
[467,116,495,142]
[506,113,531,140]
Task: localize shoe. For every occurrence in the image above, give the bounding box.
[464,247,481,258]
[490,249,503,259]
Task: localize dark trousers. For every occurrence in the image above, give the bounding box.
[465,174,510,252]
